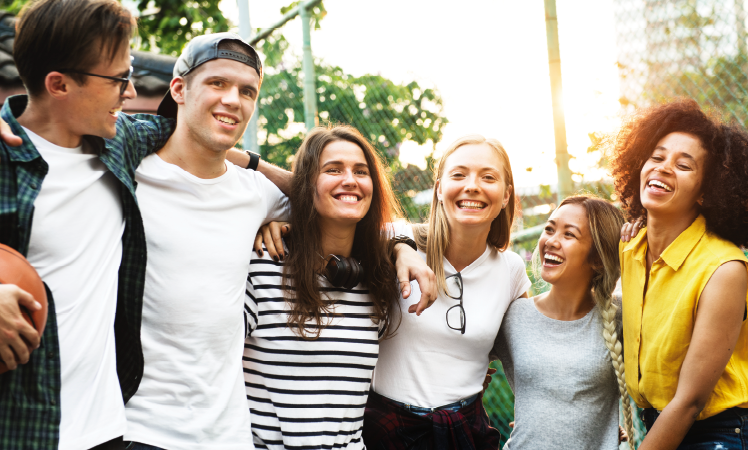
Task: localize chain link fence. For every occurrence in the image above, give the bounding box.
[614,0,748,123]
[250,32,447,222]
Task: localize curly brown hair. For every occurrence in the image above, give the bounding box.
[608,98,748,247]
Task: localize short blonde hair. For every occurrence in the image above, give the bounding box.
[413,134,517,294]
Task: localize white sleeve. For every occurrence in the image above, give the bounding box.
[258,172,290,224]
[386,220,415,240]
[507,251,532,300]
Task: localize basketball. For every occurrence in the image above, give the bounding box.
[0,244,47,374]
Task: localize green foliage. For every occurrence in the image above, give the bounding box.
[0,0,25,14]
[135,0,230,56]
[0,0,230,56]
[257,60,447,171]
[645,51,748,126]
[254,2,446,174]
[281,0,326,28]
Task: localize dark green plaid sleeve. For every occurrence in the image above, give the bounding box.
[110,113,176,174]
[0,98,61,450]
[102,113,175,403]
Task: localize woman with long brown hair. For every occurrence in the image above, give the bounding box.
[615,99,748,449]
[242,125,405,450]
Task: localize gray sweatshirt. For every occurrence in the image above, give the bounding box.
[490,297,621,450]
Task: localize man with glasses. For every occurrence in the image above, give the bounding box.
[0,1,173,449]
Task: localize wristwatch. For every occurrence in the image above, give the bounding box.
[390,235,417,252]
[245,151,261,171]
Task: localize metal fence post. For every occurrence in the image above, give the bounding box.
[736,0,747,56]
[300,3,318,132]
[544,0,572,200]
[236,0,259,153]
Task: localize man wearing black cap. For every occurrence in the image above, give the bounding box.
[118,33,290,450]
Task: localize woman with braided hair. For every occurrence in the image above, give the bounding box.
[490,194,635,449]
[615,99,748,449]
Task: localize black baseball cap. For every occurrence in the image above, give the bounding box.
[157,32,263,119]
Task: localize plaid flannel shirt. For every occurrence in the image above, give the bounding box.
[0,95,174,450]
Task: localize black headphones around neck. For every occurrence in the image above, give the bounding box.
[322,254,363,289]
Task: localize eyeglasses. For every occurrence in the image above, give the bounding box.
[445,273,465,334]
[60,62,134,96]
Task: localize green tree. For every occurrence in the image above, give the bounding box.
[135,0,230,56]
[0,0,230,56]
[253,3,447,220]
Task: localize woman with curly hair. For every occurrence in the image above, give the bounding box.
[613,98,748,449]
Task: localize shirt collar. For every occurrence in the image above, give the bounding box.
[622,215,707,271]
[1,94,106,161]
[660,215,706,270]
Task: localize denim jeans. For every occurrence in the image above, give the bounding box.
[124,442,167,450]
[643,407,748,449]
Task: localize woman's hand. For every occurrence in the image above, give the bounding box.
[253,222,290,261]
[620,217,644,242]
[618,425,628,443]
[482,367,497,393]
[393,245,437,315]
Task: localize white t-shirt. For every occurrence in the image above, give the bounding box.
[372,222,531,407]
[124,154,289,450]
[24,128,127,450]
[244,247,382,450]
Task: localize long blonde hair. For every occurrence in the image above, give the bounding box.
[534,195,636,448]
[413,135,517,294]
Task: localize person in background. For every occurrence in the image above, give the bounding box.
[616,99,748,449]
[363,135,530,449]
[491,195,634,449]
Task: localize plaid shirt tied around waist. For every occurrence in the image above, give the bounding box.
[363,390,501,450]
[0,95,174,450]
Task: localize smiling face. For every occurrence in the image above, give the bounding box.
[437,143,512,233]
[65,42,135,139]
[313,140,374,229]
[538,203,596,286]
[640,132,707,218]
[173,58,260,153]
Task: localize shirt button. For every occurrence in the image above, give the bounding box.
[50,399,56,405]
[736,428,741,434]
[30,183,38,190]
[47,351,54,358]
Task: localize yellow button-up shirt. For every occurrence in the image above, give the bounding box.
[620,215,748,420]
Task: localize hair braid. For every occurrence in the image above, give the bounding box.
[598,292,636,449]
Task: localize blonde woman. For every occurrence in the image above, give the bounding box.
[362,135,531,449]
[490,195,634,449]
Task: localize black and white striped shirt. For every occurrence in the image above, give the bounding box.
[243,251,383,450]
